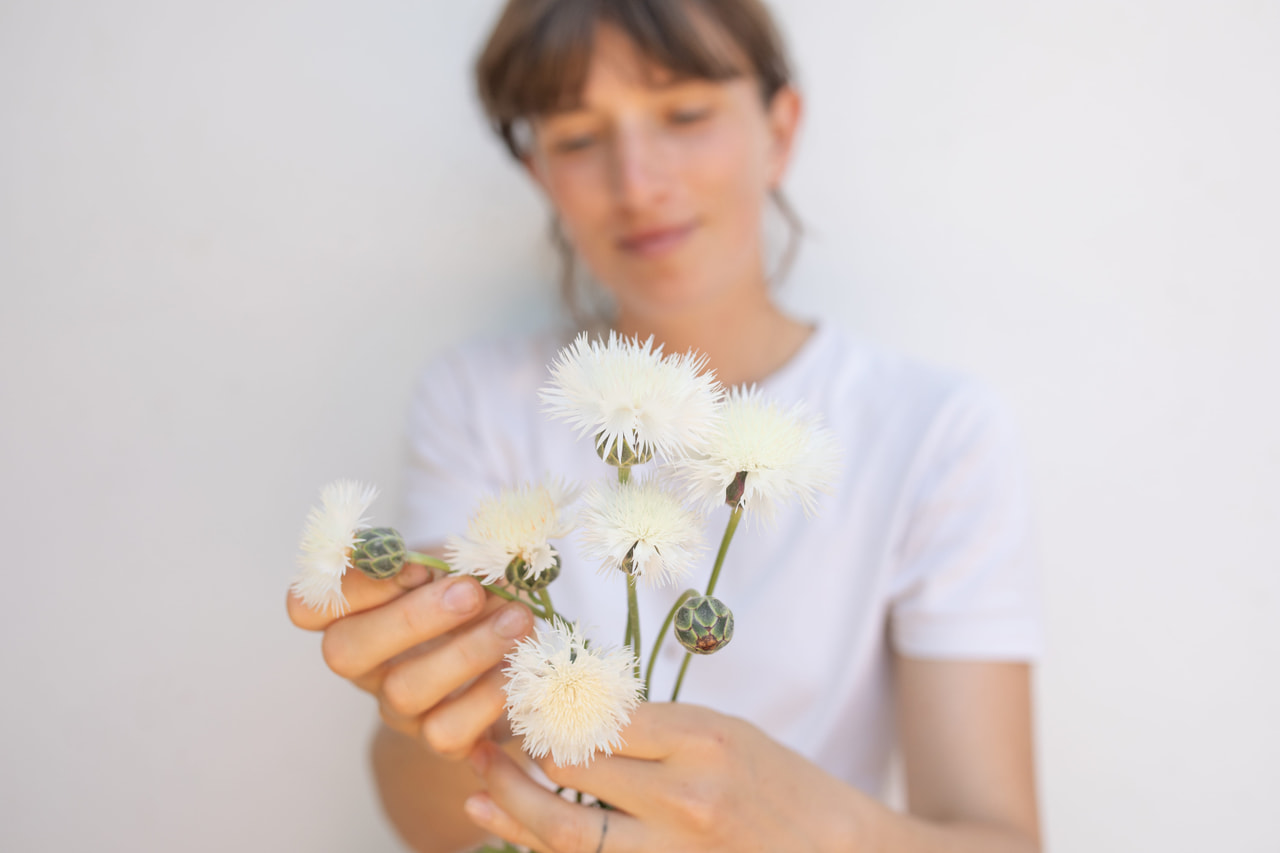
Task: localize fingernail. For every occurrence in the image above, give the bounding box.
[468,743,492,775]
[443,579,482,613]
[464,794,492,821]
[396,564,429,589]
[492,603,529,639]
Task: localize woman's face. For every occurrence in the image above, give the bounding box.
[525,24,801,325]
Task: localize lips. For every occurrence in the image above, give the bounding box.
[617,222,697,258]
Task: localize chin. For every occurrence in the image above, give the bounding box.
[612,274,721,321]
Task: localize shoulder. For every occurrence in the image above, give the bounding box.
[409,326,574,407]
[788,324,1019,454]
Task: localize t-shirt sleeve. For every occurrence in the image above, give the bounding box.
[887,381,1044,661]
[399,350,507,550]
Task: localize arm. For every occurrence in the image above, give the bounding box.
[886,656,1040,849]
[373,723,529,853]
[853,655,1040,852]
[461,655,1040,852]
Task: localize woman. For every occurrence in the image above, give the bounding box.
[289,1,1043,851]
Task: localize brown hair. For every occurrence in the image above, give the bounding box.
[475,0,803,324]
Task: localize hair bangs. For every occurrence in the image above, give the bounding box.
[477,0,767,158]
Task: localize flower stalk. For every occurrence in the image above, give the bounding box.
[670,502,745,701]
[404,550,452,573]
[704,502,744,599]
[645,588,698,699]
[670,648,695,702]
[625,572,641,681]
[537,586,558,623]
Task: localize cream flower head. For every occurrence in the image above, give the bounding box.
[680,386,840,524]
[504,619,642,767]
[444,479,577,585]
[577,475,706,587]
[291,480,378,616]
[540,332,723,464]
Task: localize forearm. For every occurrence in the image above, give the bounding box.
[837,789,1040,853]
[371,723,493,853]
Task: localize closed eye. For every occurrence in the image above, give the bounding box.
[554,134,598,153]
[669,107,712,125]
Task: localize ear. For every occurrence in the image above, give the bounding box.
[764,85,803,188]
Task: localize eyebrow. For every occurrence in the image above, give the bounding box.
[542,74,724,117]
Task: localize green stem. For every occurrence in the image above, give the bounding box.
[482,583,549,621]
[404,550,452,573]
[670,651,694,702]
[670,505,745,702]
[645,588,698,700]
[537,586,558,623]
[402,550,551,620]
[614,466,643,678]
[626,572,641,682]
[622,575,634,649]
[704,504,744,599]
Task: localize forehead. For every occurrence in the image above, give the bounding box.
[547,19,749,114]
[572,27,705,99]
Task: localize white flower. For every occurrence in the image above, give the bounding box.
[504,620,642,767]
[291,480,378,616]
[577,476,706,587]
[680,386,840,524]
[540,331,723,462]
[445,479,577,585]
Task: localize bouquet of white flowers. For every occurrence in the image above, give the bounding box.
[292,332,838,772]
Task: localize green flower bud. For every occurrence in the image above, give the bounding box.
[620,543,639,576]
[596,432,654,467]
[351,527,406,580]
[504,554,561,592]
[674,595,734,655]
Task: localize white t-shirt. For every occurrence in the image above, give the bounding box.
[401,323,1042,798]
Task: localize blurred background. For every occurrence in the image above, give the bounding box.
[2,0,1277,850]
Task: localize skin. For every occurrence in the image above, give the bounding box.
[288,20,1041,853]
[522,24,812,387]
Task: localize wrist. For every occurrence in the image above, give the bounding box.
[816,777,880,853]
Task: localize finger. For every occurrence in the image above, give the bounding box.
[468,741,648,853]
[416,667,511,759]
[348,591,510,695]
[287,562,435,631]
[379,600,533,719]
[318,576,488,679]
[537,753,672,820]
[600,701,702,761]
[462,792,552,852]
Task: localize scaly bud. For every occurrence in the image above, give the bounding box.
[351,527,406,580]
[725,470,749,508]
[504,554,561,592]
[596,432,654,468]
[674,595,734,655]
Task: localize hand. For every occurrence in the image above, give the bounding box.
[462,702,862,852]
[286,561,535,760]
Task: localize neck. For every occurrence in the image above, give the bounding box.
[613,292,813,388]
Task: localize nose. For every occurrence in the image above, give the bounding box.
[607,121,671,213]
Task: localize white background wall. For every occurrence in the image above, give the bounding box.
[2,1,1276,850]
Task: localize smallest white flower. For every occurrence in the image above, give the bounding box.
[680,386,841,525]
[291,480,379,617]
[578,476,706,587]
[504,619,642,767]
[445,479,577,585]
